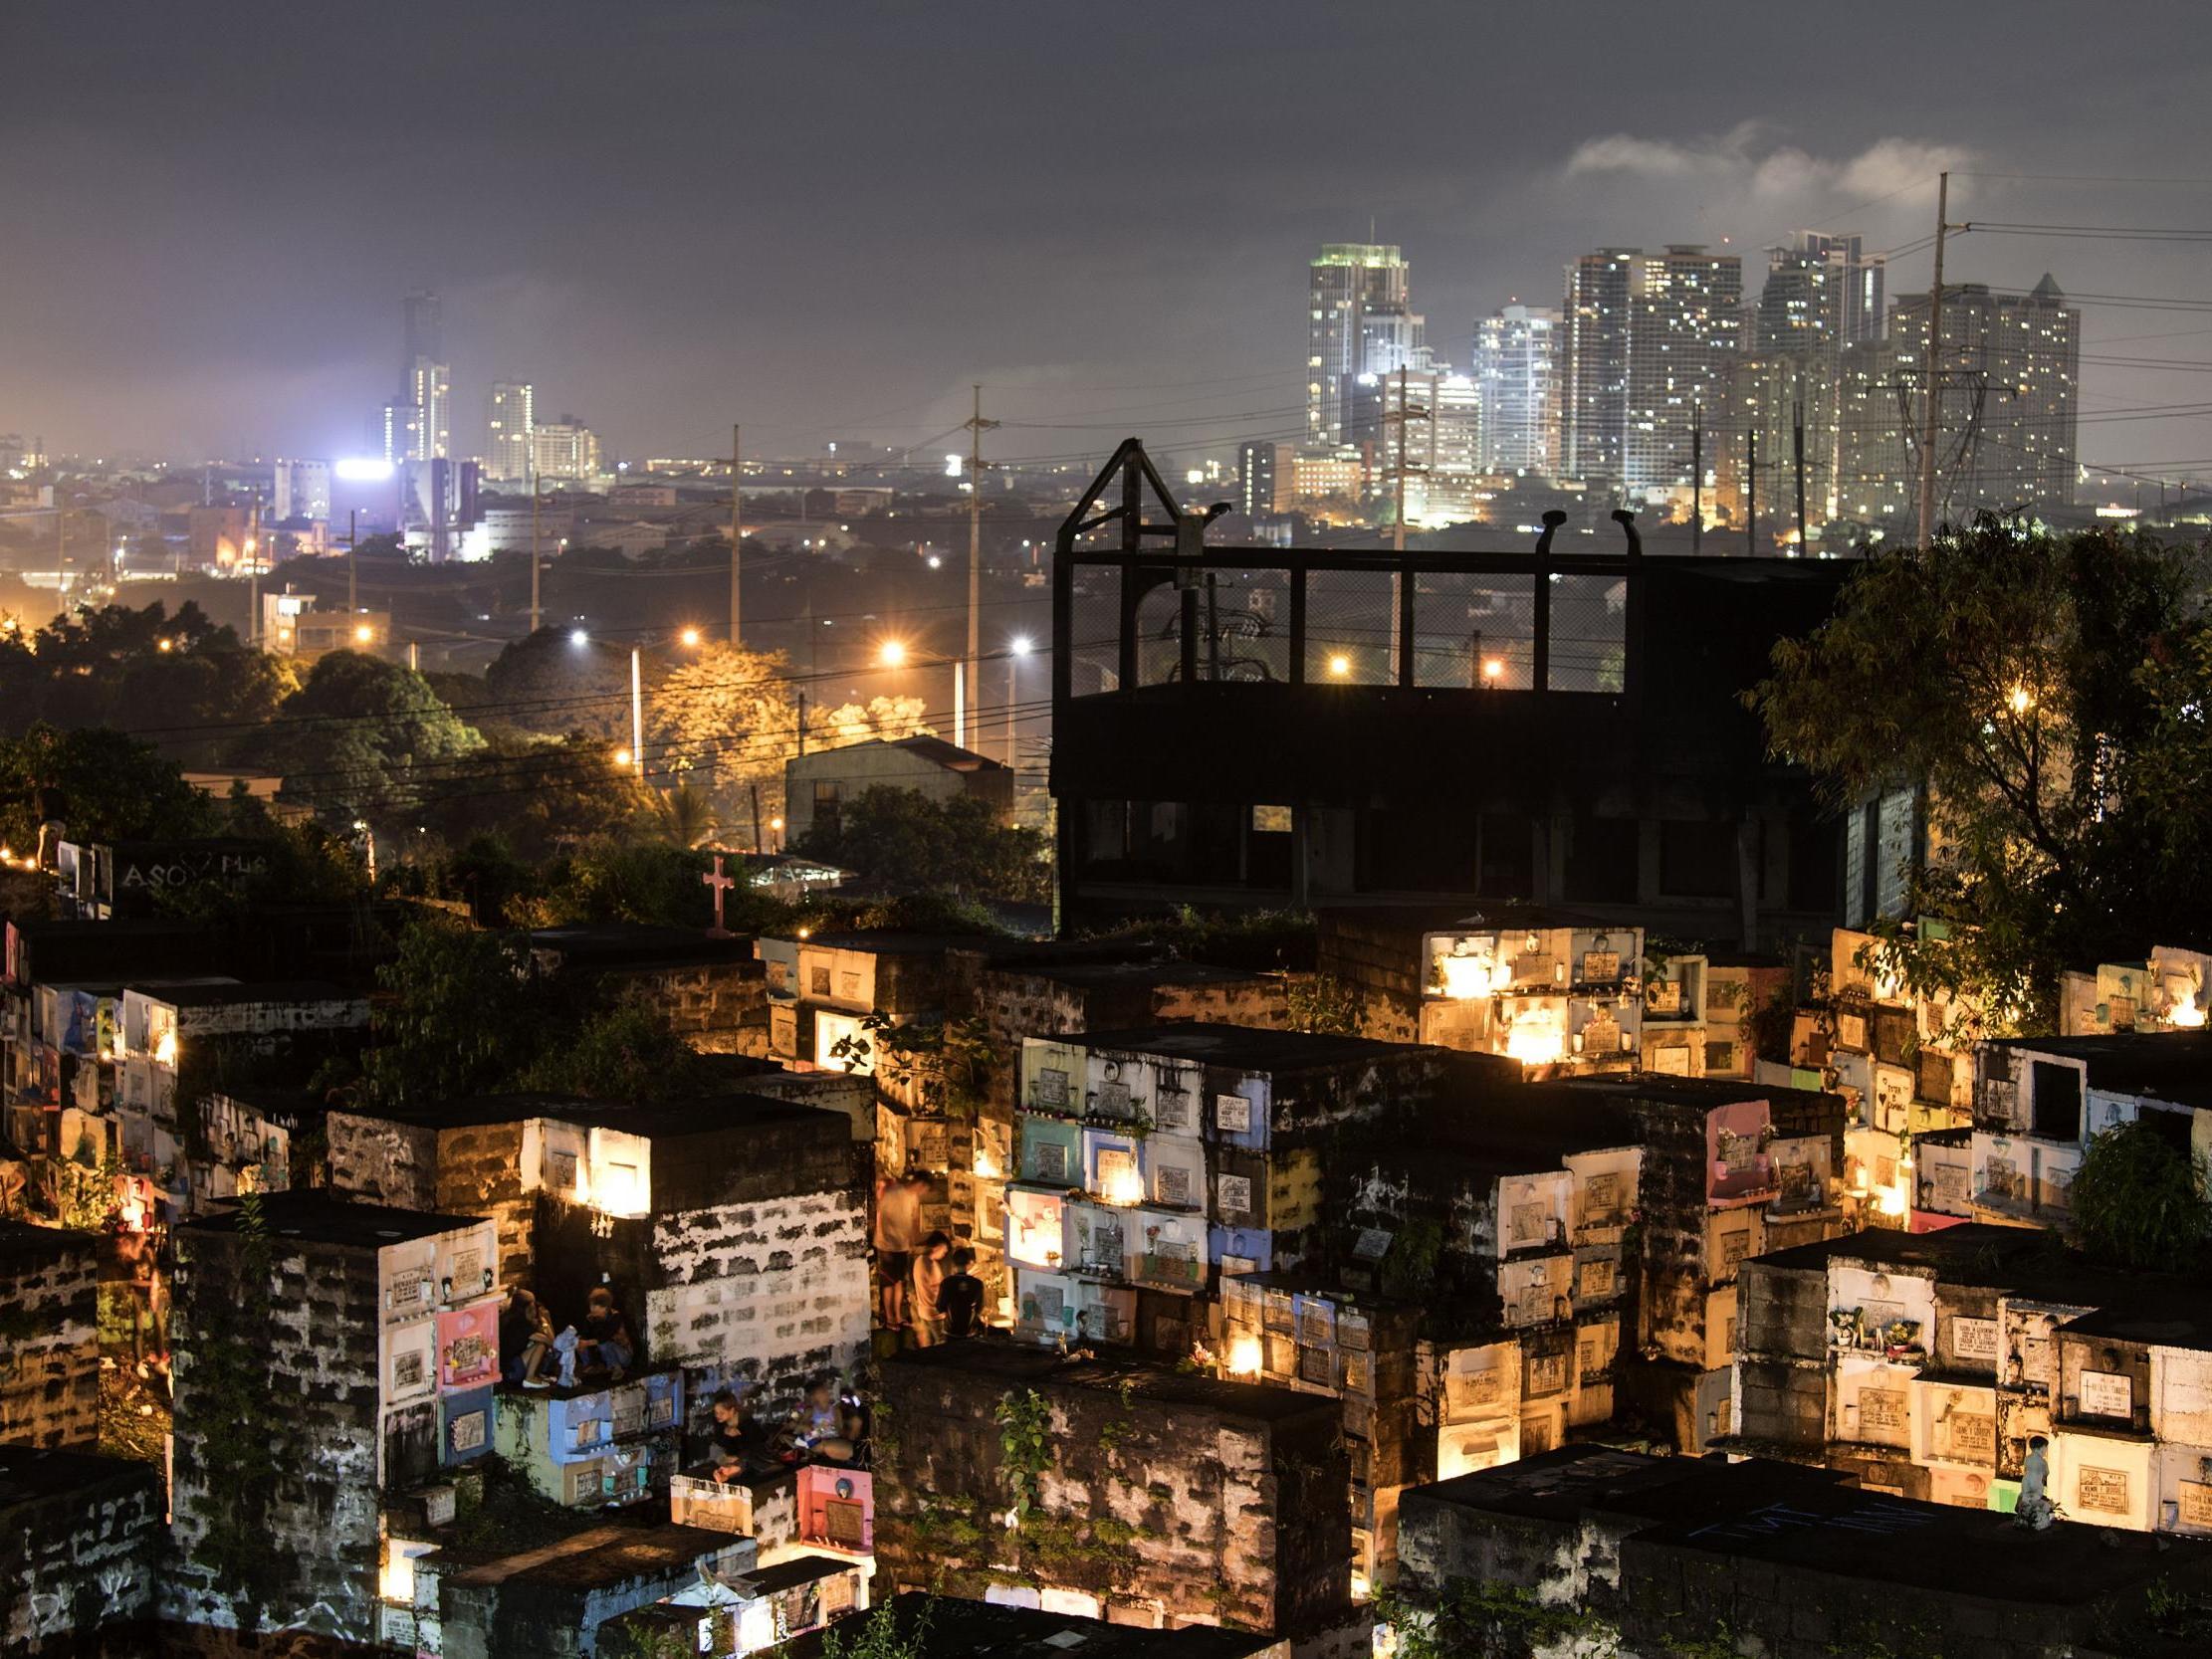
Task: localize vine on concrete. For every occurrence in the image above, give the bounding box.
[179,1188,285,1628]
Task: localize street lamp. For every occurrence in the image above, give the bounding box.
[680,625,703,648]
[570,627,589,647]
[1005,636,1032,771]
[878,638,908,669]
[353,623,375,645]
[1327,653,1353,679]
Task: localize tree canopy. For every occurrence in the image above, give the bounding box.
[2069,1119,2212,1272]
[797,785,1049,904]
[482,627,636,739]
[0,601,296,762]
[0,723,221,851]
[360,917,713,1108]
[251,649,483,819]
[1753,519,2212,1028]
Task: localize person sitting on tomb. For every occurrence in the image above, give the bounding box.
[704,1386,770,1483]
[575,1286,635,1382]
[780,1373,852,1462]
[501,1286,555,1386]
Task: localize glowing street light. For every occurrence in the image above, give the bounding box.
[613,746,633,768]
[570,628,589,647]
[1327,653,1353,679]
[2007,685,2034,715]
[1481,657,1505,684]
[353,623,374,644]
[679,625,703,648]
[878,638,909,669]
[1008,635,1033,657]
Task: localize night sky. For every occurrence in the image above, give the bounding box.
[5,0,2208,479]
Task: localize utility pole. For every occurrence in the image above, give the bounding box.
[796,690,807,757]
[1691,402,1703,554]
[1745,430,1757,556]
[729,423,744,647]
[962,386,997,753]
[1792,397,1808,556]
[1915,170,1952,549]
[629,647,644,779]
[529,460,542,635]
[347,509,358,617]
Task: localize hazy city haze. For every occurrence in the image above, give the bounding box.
[5,0,2208,472]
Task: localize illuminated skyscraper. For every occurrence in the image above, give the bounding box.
[1755,231,1884,355]
[486,381,536,483]
[1308,244,1415,450]
[1560,251,1637,488]
[1471,304,1559,475]
[533,415,603,486]
[1562,246,1742,503]
[1838,277,2081,527]
[271,458,332,523]
[379,290,452,464]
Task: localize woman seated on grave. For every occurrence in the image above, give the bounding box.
[702,1386,773,1483]
[780,1373,857,1463]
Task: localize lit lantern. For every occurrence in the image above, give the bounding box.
[1438,953,1495,1000]
[1099,1155,1145,1207]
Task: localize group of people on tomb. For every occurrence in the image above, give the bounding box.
[872,1168,987,1347]
[496,1283,635,1387]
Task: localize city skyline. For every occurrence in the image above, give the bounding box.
[2,1,2207,484]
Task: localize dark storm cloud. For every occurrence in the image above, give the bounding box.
[3,0,2207,476]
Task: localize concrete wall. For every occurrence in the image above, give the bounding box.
[327,1115,537,1289]
[0,1225,101,1449]
[165,1231,383,1639]
[1732,1256,1829,1452]
[645,1186,871,1423]
[0,1450,161,1656]
[584,961,767,1056]
[875,1352,1351,1635]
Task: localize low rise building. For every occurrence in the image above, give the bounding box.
[166,1193,502,1640]
[0,1221,100,1448]
[1569,1073,1847,1448]
[1728,1221,2212,1530]
[526,924,769,1055]
[328,1093,868,1421]
[1006,1025,1447,1355]
[782,735,1013,845]
[1394,1444,2212,1659]
[774,1593,1287,1658]
[874,1345,1350,1635]
[0,1446,163,1656]
[1968,1032,2212,1230]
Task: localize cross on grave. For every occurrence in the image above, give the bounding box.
[702,853,737,937]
